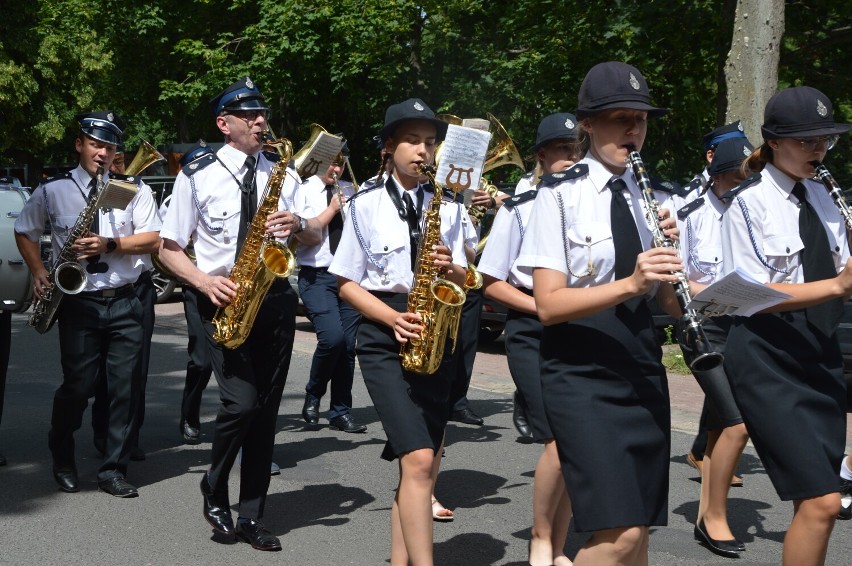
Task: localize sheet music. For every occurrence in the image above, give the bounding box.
[296,132,344,179]
[686,268,792,317]
[434,124,490,196]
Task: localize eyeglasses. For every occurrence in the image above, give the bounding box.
[224,109,269,125]
[793,135,839,152]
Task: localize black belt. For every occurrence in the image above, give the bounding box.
[299,265,330,273]
[370,290,406,300]
[78,284,134,298]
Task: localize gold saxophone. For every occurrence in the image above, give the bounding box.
[400,165,467,375]
[212,131,296,349]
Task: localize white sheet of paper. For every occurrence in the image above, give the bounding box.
[686,268,792,317]
[434,124,490,196]
[296,132,344,178]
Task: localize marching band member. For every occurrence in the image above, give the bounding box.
[159,77,300,550]
[677,137,753,557]
[14,111,161,498]
[517,62,682,565]
[720,86,852,565]
[329,97,467,566]
[479,112,582,566]
[294,146,366,433]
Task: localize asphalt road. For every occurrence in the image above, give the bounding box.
[0,300,850,565]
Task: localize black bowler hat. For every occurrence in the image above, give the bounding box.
[761,86,852,140]
[702,121,746,150]
[75,110,126,146]
[576,62,668,119]
[180,141,214,168]
[532,113,579,152]
[377,98,449,144]
[708,137,754,176]
[210,76,269,116]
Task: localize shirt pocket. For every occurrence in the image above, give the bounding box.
[763,233,803,275]
[565,221,614,280]
[691,246,723,279]
[53,215,79,237]
[205,198,241,239]
[106,211,134,237]
[369,226,408,280]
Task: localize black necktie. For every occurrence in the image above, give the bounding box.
[236,155,257,261]
[402,192,420,270]
[609,178,643,311]
[326,184,344,255]
[84,175,109,273]
[792,182,842,336]
[87,176,100,235]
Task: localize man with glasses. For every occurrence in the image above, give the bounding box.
[159,77,301,551]
[14,111,161,498]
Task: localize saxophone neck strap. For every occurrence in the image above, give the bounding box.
[384,176,423,223]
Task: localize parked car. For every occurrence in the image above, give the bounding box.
[479,295,506,343]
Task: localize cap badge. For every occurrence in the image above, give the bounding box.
[564,118,575,129]
[199,140,207,147]
[629,73,640,91]
[737,122,744,131]
[816,99,828,117]
[246,78,254,89]
[413,101,425,111]
[106,112,114,122]
[743,146,752,157]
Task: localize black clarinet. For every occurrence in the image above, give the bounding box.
[810,160,852,231]
[626,146,724,372]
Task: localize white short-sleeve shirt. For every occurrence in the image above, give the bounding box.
[478,192,536,289]
[293,175,355,268]
[679,190,727,285]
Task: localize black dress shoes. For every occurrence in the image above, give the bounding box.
[329,414,367,433]
[694,519,741,558]
[180,419,201,444]
[53,466,79,493]
[512,391,533,439]
[99,476,139,498]
[450,408,484,426]
[200,473,234,535]
[235,518,282,551]
[302,395,320,424]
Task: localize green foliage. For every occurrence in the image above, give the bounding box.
[1,0,850,188]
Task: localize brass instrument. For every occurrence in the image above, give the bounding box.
[464,264,483,291]
[212,130,296,349]
[125,140,165,176]
[626,146,723,372]
[331,171,346,223]
[810,160,852,231]
[293,124,344,179]
[29,167,138,333]
[400,164,467,375]
[343,155,360,193]
[467,114,524,227]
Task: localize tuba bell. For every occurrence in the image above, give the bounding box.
[483,113,524,173]
[293,124,344,179]
[125,140,166,177]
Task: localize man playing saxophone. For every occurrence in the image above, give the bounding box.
[14,111,161,498]
[158,77,302,551]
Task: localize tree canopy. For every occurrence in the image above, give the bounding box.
[2,0,850,185]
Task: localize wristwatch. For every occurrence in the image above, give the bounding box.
[106,238,117,253]
[296,215,307,233]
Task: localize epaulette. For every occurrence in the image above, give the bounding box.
[262,150,280,163]
[42,172,72,185]
[182,153,216,177]
[650,177,688,198]
[539,163,588,186]
[684,177,704,195]
[503,189,538,209]
[348,183,383,201]
[720,172,761,201]
[109,172,143,185]
[522,170,535,181]
[677,198,705,220]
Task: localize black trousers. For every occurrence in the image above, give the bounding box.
[0,311,10,429]
[180,286,213,428]
[298,266,360,419]
[448,287,482,413]
[195,280,297,520]
[92,271,156,447]
[52,289,143,481]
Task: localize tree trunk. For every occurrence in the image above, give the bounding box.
[724,0,785,144]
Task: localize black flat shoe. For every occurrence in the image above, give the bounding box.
[302,395,320,425]
[329,414,367,433]
[694,519,740,558]
[512,391,532,439]
[53,466,79,493]
[98,476,139,498]
[180,419,200,444]
[200,473,234,535]
[236,518,282,551]
[450,408,484,426]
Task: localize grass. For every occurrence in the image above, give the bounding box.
[662,345,691,374]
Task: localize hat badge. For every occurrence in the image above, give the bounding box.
[743,146,752,157]
[629,73,641,91]
[737,122,744,131]
[816,99,828,118]
[564,118,575,129]
[413,101,425,111]
[106,112,114,122]
[246,78,254,89]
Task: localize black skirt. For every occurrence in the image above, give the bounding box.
[724,311,846,500]
[356,292,453,461]
[540,302,670,533]
[505,308,551,441]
